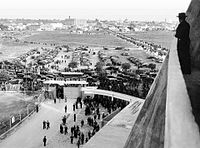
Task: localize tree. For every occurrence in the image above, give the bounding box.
[68,61,78,69]
[148,63,156,70]
[95,62,104,73]
[0,71,10,81]
[121,63,131,71]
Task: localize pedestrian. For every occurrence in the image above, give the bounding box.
[65,105,67,113]
[43,136,47,146]
[54,98,56,104]
[64,125,68,135]
[43,120,46,129]
[60,124,63,134]
[70,135,74,144]
[85,137,88,143]
[74,114,76,122]
[175,12,191,74]
[76,125,79,132]
[62,115,67,125]
[77,139,80,148]
[81,133,84,144]
[36,104,39,113]
[74,130,77,138]
[65,96,67,102]
[73,104,75,111]
[71,126,74,135]
[46,120,50,129]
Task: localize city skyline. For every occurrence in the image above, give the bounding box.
[0,0,191,21]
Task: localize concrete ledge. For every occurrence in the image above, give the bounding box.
[81,88,142,102]
[164,39,200,148]
[83,99,144,148]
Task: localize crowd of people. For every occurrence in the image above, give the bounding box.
[40,94,129,147]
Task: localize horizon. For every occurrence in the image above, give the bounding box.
[0,0,191,22]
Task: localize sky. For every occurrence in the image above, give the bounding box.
[0,0,192,21]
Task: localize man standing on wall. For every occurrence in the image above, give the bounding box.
[175,12,191,74]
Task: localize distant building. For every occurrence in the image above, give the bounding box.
[64,16,76,26]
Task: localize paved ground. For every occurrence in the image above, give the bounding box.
[0,97,109,148]
[0,99,78,148]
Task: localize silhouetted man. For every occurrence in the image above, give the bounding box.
[64,125,68,135]
[175,12,191,74]
[65,105,67,113]
[43,120,46,129]
[46,120,50,129]
[43,136,47,146]
[74,114,76,122]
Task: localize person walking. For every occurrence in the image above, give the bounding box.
[43,120,46,129]
[81,133,84,144]
[46,120,50,129]
[60,124,63,134]
[74,114,76,122]
[65,96,67,102]
[65,105,67,113]
[73,104,75,111]
[36,104,39,113]
[77,139,80,148]
[70,135,74,144]
[175,12,191,74]
[64,125,68,135]
[43,136,47,146]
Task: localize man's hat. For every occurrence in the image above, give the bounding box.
[177,13,187,18]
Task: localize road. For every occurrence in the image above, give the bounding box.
[0,99,80,148]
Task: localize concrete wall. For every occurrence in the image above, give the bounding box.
[64,86,81,99]
[124,54,169,148]
[49,86,56,99]
[187,0,200,69]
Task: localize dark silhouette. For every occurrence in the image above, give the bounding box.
[60,124,63,134]
[43,136,47,146]
[36,104,39,113]
[43,121,46,129]
[46,120,50,129]
[64,125,68,135]
[175,12,191,74]
[70,135,74,144]
[74,114,76,122]
[65,105,67,113]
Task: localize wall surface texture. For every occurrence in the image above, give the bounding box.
[187,0,200,69]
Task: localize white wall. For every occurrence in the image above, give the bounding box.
[64,86,81,99]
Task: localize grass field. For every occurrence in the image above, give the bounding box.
[0,92,36,135]
[23,31,134,47]
[0,92,35,121]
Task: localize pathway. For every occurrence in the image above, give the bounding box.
[0,99,78,148]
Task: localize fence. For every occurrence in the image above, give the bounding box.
[0,91,44,139]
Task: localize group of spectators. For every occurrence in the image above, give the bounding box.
[43,94,129,147]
